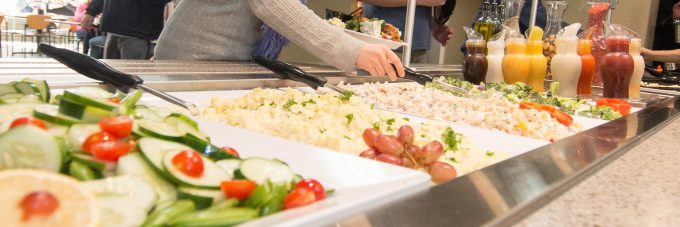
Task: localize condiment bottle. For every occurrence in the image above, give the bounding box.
[576,38,596,95]
[581,1,611,86]
[463,27,488,84]
[551,23,582,97]
[486,29,506,83]
[601,23,634,98]
[628,38,644,99]
[526,26,548,92]
[543,0,568,79]
[502,28,530,84]
[474,0,496,41]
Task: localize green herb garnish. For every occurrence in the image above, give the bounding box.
[319,128,327,134]
[269,101,277,107]
[282,99,297,111]
[339,91,354,102]
[442,127,462,152]
[343,135,352,140]
[372,122,381,131]
[301,98,316,107]
[386,118,395,126]
[449,157,458,163]
[345,113,354,125]
[486,151,495,157]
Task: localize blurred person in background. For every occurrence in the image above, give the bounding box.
[154,0,406,81]
[360,0,456,63]
[81,0,170,59]
[644,0,680,63]
[73,0,94,55]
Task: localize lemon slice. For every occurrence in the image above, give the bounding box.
[0,170,99,227]
[528,26,544,41]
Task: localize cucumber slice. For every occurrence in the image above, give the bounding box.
[177,186,226,209]
[162,150,231,189]
[59,96,115,123]
[69,160,97,181]
[63,90,118,111]
[83,175,158,212]
[165,115,209,141]
[71,153,116,172]
[168,207,258,226]
[1,93,24,103]
[21,78,50,103]
[182,134,237,161]
[137,137,193,176]
[96,196,149,227]
[18,94,41,103]
[120,90,142,113]
[0,114,32,134]
[0,125,62,172]
[11,81,40,97]
[215,159,242,178]
[239,157,295,184]
[34,104,82,126]
[137,119,183,141]
[66,124,100,152]
[47,124,69,137]
[117,152,177,205]
[0,103,39,122]
[0,84,15,95]
[134,105,163,121]
[147,106,175,119]
[68,86,114,99]
[142,200,196,227]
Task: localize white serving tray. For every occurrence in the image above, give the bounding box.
[141,94,431,227]
[344,29,407,50]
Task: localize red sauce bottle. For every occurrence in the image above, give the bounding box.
[600,36,634,98]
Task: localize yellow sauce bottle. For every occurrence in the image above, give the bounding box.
[502,38,530,84]
[526,27,548,92]
[628,38,644,99]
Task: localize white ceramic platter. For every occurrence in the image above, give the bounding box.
[344,29,406,50]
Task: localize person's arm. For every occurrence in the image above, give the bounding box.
[249,0,404,80]
[74,3,87,22]
[85,0,102,16]
[360,0,445,7]
[641,48,680,63]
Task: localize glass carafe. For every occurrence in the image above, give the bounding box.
[601,36,633,98]
[475,1,496,41]
[542,1,567,78]
[580,0,612,86]
[503,0,525,31]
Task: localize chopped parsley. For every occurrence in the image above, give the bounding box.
[345,113,354,125]
[486,151,495,157]
[282,99,297,111]
[420,134,426,138]
[372,122,381,131]
[370,103,375,109]
[403,117,410,122]
[386,125,393,132]
[269,101,277,107]
[319,128,327,134]
[442,127,462,152]
[386,118,395,126]
[339,91,354,102]
[301,98,316,107]
[343,135,352,140]
[449,157,458,163]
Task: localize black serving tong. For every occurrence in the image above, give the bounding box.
[252,56,470,96]
[37,44,199,115]
[643,64,680,84]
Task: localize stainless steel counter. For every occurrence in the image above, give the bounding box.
[1,59,677,227]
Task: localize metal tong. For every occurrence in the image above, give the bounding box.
[251,56,470,96]
[37,44,199,115]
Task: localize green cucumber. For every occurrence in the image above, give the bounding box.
[182,133,238,161]
[1,93,24,103]
[65,124,100,152]
[0,125,62,172]
[166,113,198,129]
[215,159,242,178]
[18,94,41,103]
[137,119,183,141]
[165,115,209,141]
[167,207,258,227]
[83,176,157,227]
[207,199,238,211]
[162,150,231,189]
[177,187,225,209]
[239,157,295,184]
[120,89,142,114]
[137,137,194,184]
[62,90,118,111]
[69,160,97,181]
[34,104,81,126]
[147,106,175,119]
[11,81,40,97]
[244,180,287,216]
[117,152,177,205]
[0,84,16,95]
[134,105,163,121]
[142,200,196,227]
[70,153,116,172]
[59,96,115,123]
[67,86,114,99]
[21,78,50,103]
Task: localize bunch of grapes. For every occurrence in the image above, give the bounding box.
[359,125,457,183]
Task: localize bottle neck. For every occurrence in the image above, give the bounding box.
[577,44,592,55]
[555,39,578,54]
[606,38,631,53]
[506,42,526,54]
[466,45,486,55]
[544,2,567,35]
[526,41,543,54]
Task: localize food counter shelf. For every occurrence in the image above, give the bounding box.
[0,59,677,226]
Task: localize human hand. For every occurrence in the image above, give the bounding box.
[81,14,95,30]
[640,47,654,58]
[417,0,445,7]
[673,2,680,20]
[355,44,405,81]
[432,22,453,46]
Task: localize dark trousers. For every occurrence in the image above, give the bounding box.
[76,29,96,55]
[104,34,154,60]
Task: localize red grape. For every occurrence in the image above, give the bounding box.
[428,162,457,183]
[374,135,404,156]
[396,125,415,145]
[375,154,403,166]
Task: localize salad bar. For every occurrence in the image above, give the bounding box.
[0,54,678,226]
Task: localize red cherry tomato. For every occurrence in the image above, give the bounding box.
[172,150,204,177]
[99,116,133,138]
[220,147,240,158]
[10,117,47,130]
[549,110,574,127]
[91,140,131,161]
[220,180,257,200]
[295,179,326,200]
[537,104,557,113]
[283,188,316,210]
[18,191,60,221]
[518,102,539,110]
[82,132,115,153]
[596,98,631,115]
[110,98,121,104]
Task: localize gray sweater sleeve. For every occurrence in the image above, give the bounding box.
[248,0,365,73]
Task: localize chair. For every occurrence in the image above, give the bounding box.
[12,14,52,56]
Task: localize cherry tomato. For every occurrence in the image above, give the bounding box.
[99,116,133,138]
[518,102,539,110]
[220,180,257,200]
[295,179,326,200]
[82,132,115,153]
[549,110,574,127]
[91,140,131,161]
[172,150,204,177]
[283,188,316,210]
[596,98,631,115]
[10,117,47,130]
[110,98,121,104]
[18,191,60,221]
[537,104,557,113]
[220,147,240,158]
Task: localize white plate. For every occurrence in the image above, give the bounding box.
[141,95,431,227]
[344,29,407,50]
